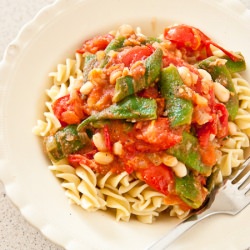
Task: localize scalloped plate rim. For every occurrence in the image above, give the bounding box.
[1,0,250,250]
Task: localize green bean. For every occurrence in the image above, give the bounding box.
[159,65,193,127]
[77,96,157,130]
[112,48,163,103]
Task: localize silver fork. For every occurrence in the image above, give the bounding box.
[146,157,250,250]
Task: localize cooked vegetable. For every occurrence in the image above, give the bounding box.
[105,36,125,53]
[139,164,174,196]
[198,56,239,120]
[100,36,126,68]
[160,65,193,127]
[77,96,157,130]
[83,53,96,82]
[164,24,242,62]
[52,93,85,126]
[44,125,89,161]
[167,132,212,176]
[223,53,246,73]
[175,173,207,209]
[112,48,163,102]
[76,34,114,54]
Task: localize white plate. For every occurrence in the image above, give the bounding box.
[0,0,250,249]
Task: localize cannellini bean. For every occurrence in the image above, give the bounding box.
[213,81,230,102]
[172,162,187,178]
[191,72,198,84]
[118,24,135,37]
[177,66,193,86]
[94,152,114,165]
[193,92,208,106]
[80,81,94,95]
[198,69,212,81]
[161,154,178,167]
[92,132,107,151]
[96,51,106,61]
[113,141,123,156]
[110,70,122,85]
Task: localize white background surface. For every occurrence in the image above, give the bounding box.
[0,0,250,249]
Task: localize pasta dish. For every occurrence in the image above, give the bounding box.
[33,24,250,223]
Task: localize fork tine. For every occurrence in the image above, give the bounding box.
[230,157,250,184]
[233,167,250,188]
[242,182,250,195]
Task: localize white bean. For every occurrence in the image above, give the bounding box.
[94,152,114,165]
[161,154,178,167]
[80,81,94,95]
[96,51,106,61]
[193,92,208,106]
[177,66,193,86]
[113,141,123,156]
[213,81,230,103]
[172,162,187,178]
[198,69,212,81]
[118,24,134,37]
[92,132,107,152]
[110,70,122,85]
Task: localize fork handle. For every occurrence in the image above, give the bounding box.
[146,212,211,250]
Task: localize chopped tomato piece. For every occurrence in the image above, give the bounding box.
[117,45,154,67]
[139,164,174,195]
[196,115,217,147]
[197,103,228,147]
[121,151,150,173]
[87,84,114,112]
[199,142,217,166]
[135,118,182,150]
[76,34,114,54]
[164,24,241,62]
[138,86,159,99]
[162,54,185,67]
[164,25,201,51]
[52,93,85,126]
[214,103,229,138]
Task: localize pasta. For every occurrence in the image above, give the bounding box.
[33,24,250,223]
[76,165,106,211]
[48,161,81,205]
